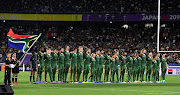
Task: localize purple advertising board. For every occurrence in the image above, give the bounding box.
[81,14,180,21]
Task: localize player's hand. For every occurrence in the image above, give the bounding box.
[17,61,20,63]
[31,68,33,71]
[38,66,41,68]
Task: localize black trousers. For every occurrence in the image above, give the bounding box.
[4,67,11,85]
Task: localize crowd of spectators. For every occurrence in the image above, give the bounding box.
[0,22,179,63]
[0,0,179,13]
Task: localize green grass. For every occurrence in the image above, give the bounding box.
[0,71,180,95]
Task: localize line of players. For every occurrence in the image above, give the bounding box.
[30,46,168,84]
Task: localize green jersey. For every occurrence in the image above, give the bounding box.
[115,56,119,69]
[141,54,146,66]
[147,56,153,68]
[64,50,70,64]
[120,56,126,69]
[91,58,96,70]
[99,55,104,66]
[126,57,133,68]
[156,57,160,69]
[77,52,83,67]
[137,57,142,68]
[161,58,167,69]
[95,55,100,68]
[110,58,115,70]
[44,54,52,66]
[37,52,44,64]
[51,52,58,64]
[58,53,64,65]
[133,57,137,69]
[153,60,157,70]
[84,53,91,65]
[70,53,77,67]
[104,55,111,67]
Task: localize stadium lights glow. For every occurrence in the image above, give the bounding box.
[161,24,166,27]
[3,20,5,22]
[122,24,128,29]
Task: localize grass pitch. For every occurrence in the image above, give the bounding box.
[0,71,180,95]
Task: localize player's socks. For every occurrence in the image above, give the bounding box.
[33,76,35,82]
[15,76,17,83]
[30,76,32,83]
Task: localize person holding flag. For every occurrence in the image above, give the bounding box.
[7,28,41,84]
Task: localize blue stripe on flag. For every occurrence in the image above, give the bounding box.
[8,41,25,52]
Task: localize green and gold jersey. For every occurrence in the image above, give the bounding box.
[137,57,142,68]
[58,53,64,65]
[91,58,96,70]
[44,54,52,66]
[133,57,137,69]
[64,50,70,64]
[115,56,119,68]
[110,58,115,70]
[141,54,146,65]
[99,55,104,66]
[120,56,126,68]
[51,52,58,62]
[126,56,133,68]
[37,52,44,64]
[104,55,111,67]
[156,57,160,68]
[161,58,167,69]
[146,56,153,68]
[70,53,77,66]
[84,53,91,65]
[95,55,100,68]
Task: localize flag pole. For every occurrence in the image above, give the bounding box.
[19,33,42,66]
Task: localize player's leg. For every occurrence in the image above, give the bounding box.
[73,66,76,82]
[115,69,119,82]
[99,67,103,82]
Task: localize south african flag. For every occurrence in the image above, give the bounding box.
[7,28,38,52]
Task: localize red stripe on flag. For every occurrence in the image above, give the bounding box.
[7,28,35,39]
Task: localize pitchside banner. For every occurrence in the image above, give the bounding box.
[0,13,180,21]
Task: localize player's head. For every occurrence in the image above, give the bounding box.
[149,52,153,57]
[162,53,166,58]
[107,50,111,55]
[123,52,127,56]
[54,49,58,53]
[32,52,36,56]
[143,49,147,54]
[74,49,77,53]
[60,48,64,53]
[65,46,70,51]
[96,50,100,55]
[115,51,119,56]
[40,47,44,52]
[46,48,51,54]
[157,53,160,57]
[87,48,91,54]
[100,50,104,55]
[6,53,11,58]
[79,46,83,52]
[133,53,137,57]
[91,53,96,58]
[12,52,16,58]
